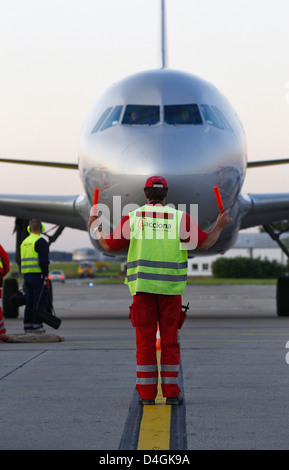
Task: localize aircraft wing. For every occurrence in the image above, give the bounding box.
[239,193,289,229]
[247,158,289,168]
[0,158,89,229]
[241,159,289,228]
[0,157,78,170]
[0,193,89,231]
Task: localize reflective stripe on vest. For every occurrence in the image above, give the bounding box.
[126,205,188,296]
[20,233,42,274]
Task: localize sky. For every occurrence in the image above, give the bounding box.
[1,0,289,252]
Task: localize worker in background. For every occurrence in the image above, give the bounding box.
[88,176,232,405]
[20,218,50,334]
[0,244,10,336]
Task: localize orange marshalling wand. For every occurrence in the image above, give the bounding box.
[213,186,224,214]
[156,324,161,351]
[92,188,99,216]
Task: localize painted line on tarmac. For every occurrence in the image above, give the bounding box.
[119,351,187,450]
[181,332,287,336]
[137,350,170,450]
[61,336,283,344]
[180,339,283,343]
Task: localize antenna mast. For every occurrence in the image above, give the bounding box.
[160,0,167,68]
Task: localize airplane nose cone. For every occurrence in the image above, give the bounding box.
[119,128,204,175]
[120,134,164,175]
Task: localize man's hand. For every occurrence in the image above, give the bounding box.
[42,276,50,287]
[88,215,102,235]
[198,210,232,251]
[88,215,98,228]
[88,216,112,253]
[215,210,232,229]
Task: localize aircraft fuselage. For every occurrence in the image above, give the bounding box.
[78,68,247,254]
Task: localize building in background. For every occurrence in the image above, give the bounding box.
[188,233,289,276]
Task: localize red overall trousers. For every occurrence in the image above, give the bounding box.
[130,292,182,399]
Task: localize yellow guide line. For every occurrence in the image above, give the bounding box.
[137,350,171,450]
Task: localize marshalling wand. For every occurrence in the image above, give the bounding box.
[213,186,224,214]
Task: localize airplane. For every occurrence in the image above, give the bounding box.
[1,0,289,317]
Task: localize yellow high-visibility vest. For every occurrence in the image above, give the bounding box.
[126,205,188,296]
[20,233,42,274]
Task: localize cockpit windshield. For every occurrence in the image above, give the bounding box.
[164,104,202,125]
[200,104,223,129]
[91,107,113,134]
[122,105,160,125]
[211,106,233,132]
[101,105,123,131]
[91,103,233,133]
[200,104,233,132]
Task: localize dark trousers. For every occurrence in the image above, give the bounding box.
[24,274,48,329]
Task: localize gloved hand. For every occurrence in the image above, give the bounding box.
[43,277,50,287]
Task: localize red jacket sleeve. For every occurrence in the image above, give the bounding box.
[0,244,10,277]
[104,215,130,251]
[179,213,208,249]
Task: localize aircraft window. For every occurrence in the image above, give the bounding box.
[122,105,160,125]
[164,104,202,125]
[211,106,233,132]
[200,105,223,129]
[101,106,123,131]
[91,107,113,134]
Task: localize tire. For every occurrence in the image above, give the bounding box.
[276,277,289,317]
[2,278,20,318]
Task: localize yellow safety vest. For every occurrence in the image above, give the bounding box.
[20,233,42,274]
[126,205,188,296]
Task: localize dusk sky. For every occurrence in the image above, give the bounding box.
[1,0,289,251]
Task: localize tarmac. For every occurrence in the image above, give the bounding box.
[1,280,289,451]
